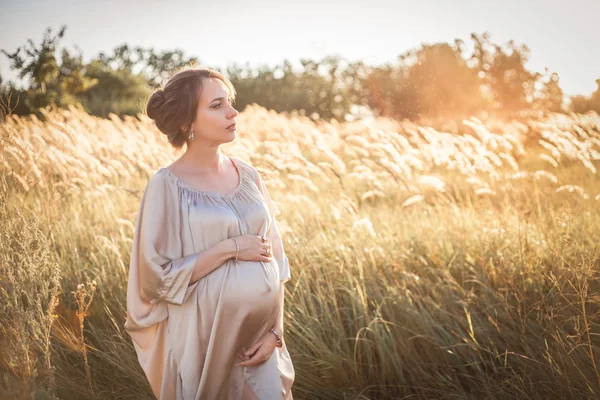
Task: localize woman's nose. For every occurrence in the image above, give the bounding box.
[229,107,239,118]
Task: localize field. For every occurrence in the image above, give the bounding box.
[1,104,599,399]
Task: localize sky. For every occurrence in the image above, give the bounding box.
[1,0,598,96]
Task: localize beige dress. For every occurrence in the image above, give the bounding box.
[124,157,294,400]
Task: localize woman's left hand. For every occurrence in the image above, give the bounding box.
[235,331,278,367]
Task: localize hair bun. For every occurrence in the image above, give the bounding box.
[146,89,166,121]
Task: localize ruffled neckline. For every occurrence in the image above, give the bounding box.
[159,157,247,199]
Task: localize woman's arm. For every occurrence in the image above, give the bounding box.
[189,238,237,284]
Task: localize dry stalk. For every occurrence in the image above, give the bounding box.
[71,281,97,395]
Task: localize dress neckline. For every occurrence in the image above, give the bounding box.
[161,156,245,198]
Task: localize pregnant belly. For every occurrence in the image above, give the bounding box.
[221,260,280,312]
[166,260,281,367]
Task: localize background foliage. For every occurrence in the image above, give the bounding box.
[2,27,599,121]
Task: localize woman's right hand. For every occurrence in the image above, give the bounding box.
[231,235,272,262]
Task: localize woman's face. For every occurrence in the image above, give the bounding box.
[190,77,239,145]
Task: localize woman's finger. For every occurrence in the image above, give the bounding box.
[235,359,256,367]
[235,354,260,367]
[245,342,260,357]
[258,235,269,244]
[237,347,249,360]
[259,246,271,256]
[235,350,267,367]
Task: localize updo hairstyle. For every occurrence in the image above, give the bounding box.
[146,67,236,149]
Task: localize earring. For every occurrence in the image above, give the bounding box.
[189,128,195,141]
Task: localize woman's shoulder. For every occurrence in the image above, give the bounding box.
[140,167,179,200]
[231,156,259,179]
[231,157,269,194]
[149,167,176,186]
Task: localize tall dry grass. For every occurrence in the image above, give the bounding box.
[1,103,599,399]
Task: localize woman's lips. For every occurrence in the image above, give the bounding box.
[226,123,236,131]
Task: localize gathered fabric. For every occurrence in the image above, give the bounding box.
[125,156,294,399]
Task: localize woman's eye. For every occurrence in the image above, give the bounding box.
[212,100,233,108]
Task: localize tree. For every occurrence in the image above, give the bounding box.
[2,26,65,94]
[533,68,564,112]
[469,32,539,112]
[227,56,364,120]
[363,41,485,120]
[2,26,66,110]
[363,64,420,119]
[77,59,150,117]
[570,79,600,114]
[97,44,199,87]
[1,28,202,117]
[0,26,94,113]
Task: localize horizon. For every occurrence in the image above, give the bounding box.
[1,0,598,97]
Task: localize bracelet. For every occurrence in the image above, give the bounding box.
[269,328,283,348]
[231,237,239,263]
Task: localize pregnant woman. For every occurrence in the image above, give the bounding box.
[124,67,294,399]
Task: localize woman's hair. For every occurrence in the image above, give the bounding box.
[146,67,236,149]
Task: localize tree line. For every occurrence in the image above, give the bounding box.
[1,26,599,121]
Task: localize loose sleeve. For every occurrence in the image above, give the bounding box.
[125,171,199,329]
[133,172,199,306]
[124,171,199,399]
[254,169,292,284]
